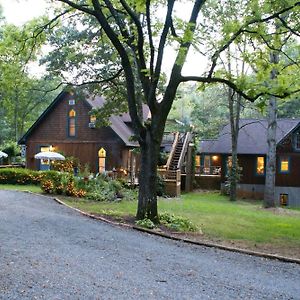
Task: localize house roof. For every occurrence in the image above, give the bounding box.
[85,95,150,146]
[199,118,300,155]
[19,91,150,147]
[18,91,67,145]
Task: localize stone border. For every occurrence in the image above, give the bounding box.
[24,191,300,265]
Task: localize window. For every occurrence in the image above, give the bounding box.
[195,155,200,167]
[280,194,288,206]
[68,109,76,137]
[224,155,232,176]
[90,115,96,123]
[98,148,106,173]
[294,132,300,150]
[256,156,265,175]
[203,155,211,174]
[69,99,75,105]
[39,146,52,170]
[279,157,290,173]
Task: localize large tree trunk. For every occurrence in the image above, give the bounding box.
[136,129,161,222]
[264,95,277,207]
[228,90,241,202]
[264,50,279,208]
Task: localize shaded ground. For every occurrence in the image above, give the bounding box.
[1,190,300,299]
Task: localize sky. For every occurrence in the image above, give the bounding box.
[0,0,207,77]
[0,0,49,26]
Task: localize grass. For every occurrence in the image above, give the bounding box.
[0,184,42,193]
[61,191,300,247]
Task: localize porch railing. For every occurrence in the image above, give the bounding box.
[195,166,221,175]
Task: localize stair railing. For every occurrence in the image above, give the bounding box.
[166,132,179,170]
[177,132,192,169]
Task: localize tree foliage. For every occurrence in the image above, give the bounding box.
[0,16,60,144]
[40,0,300,220]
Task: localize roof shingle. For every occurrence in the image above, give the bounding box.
[199,118,300,154]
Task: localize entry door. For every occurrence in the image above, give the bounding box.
[39,146,50,171]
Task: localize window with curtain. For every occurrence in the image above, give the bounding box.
[256,156,265,175]
[279,157,290,173]
[68,109,76,137]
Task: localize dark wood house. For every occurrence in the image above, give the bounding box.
[18,91,150,175]
[198,119,300,207]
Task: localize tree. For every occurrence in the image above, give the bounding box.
[239,7,300,207]
[44,0,300,221]
[0,19,60,144]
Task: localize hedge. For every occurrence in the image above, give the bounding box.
[0,168,65,185]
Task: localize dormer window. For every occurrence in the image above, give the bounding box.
[68,109,76,137]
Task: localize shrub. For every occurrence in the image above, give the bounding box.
[41,180,54,194]
[1,141,20,158]
[76,189,86,198]
[55,184,64,195]
[80,176,136,202]
[135,218,156,229]
[51,156,79,173]
[0,168,44,185]
[159,212,198,232]
[121,188,138,202]
[66,181,77,197]
[0,168,70,186]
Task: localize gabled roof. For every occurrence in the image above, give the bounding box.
[199,118,300,155]
[18,91,67,144]
[85,95,150,147]
[19,91,150,147]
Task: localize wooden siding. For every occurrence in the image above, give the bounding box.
[25,93,130,173]
[220,152,300,188]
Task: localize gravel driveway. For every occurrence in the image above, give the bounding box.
[0,190,300,300]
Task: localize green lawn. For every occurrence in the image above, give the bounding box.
[62,191,300,247]
[0,184,42,193]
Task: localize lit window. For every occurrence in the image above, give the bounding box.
[280,194,288,206]
[98,148,106,173]
[227,156,232,168]
[279,157,289,173]
[69,109,76,117]
[195,155,200,167]
[256,156,265,175]
[90,115,96,123]
[68,109,76,137]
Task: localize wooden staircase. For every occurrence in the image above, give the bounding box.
[165,132,192,180]
[169,140,184,171]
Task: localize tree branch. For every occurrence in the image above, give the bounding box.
[146,0,155,78]
[208,1,300,77]
[89,0,144,136]
[119,0,150,97]
[180,75,300,101]
[278,15,300,37]
[58,0,96,15]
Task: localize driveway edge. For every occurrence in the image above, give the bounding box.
[25,191,300,265]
